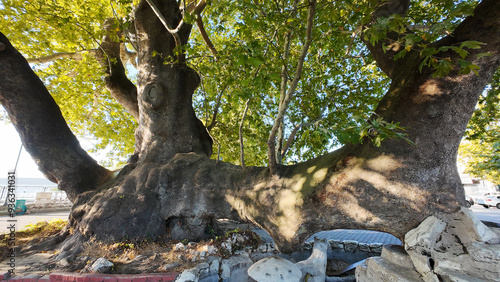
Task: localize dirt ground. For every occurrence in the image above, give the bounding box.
[2,221,499,278]
[0,220,260,278]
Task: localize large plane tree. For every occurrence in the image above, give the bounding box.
[0,0,499,257]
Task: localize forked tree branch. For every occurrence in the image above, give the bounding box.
[267,0,316,172]
[145,0,183,49]
[96,18,139,120]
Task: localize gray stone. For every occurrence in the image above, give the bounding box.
[380,245,413,268]
[406,249,433,276]
[90,257,113,273]
[343,240,358,253]
[208,256,221,274]
[176,268,199,282]
[220,262,231,280]
[433,267,489,282]
[57,258,70,267]
[221,254,253,281]
[364,257,422,281]
[164,262,181,270]
[303,241,313,251]
[329,239,344,250]
[258,244,268,253]
[354,261,369,282]
[421,272,440,282]
[357,243,370,252]
[247,256,302,282]
[369,243,383,254]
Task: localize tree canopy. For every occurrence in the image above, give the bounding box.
[2,0,497,171]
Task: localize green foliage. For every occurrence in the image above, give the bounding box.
[339,114,413,147]
[459,69,500,184]
[0,0,135,168]
[1,0,496,169]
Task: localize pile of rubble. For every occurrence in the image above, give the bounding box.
[357,207,500,281]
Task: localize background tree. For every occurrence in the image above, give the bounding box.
[1,0,499,258]
[459,70,500,184]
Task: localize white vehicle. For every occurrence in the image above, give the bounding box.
[476,195,500,209]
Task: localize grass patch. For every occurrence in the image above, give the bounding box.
[0,219,68,257]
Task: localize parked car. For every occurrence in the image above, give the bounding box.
[465,195,474,207]
[476,195,500,209]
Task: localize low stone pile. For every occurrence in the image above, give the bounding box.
[356,207,500,281]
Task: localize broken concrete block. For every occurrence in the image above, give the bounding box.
[405,216,446,250]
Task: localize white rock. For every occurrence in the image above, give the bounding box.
[175,242,187,251]
[90,257,113,273]
[467,241,500,264]
[248,256,302,282]
[221,241,232,254]
[446,207,500,244]
[296,237,328,282]
[405,216,446,250]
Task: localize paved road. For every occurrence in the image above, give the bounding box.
[470,204,500,223]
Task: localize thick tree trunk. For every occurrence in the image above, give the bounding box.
[0,0,498,258]
[133,0,212,162]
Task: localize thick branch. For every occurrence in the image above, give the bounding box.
[0,32,110,201]
[267,0,316,172]
[145,0,183,54]
[363,0,410,78]
[96,19,139,120]
[27,50,98,64]
[196,16,218,59]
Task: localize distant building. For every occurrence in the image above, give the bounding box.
[460,174,499,196]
